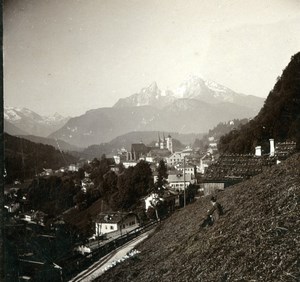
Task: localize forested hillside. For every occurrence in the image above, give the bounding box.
[193,118,248,150]
[218,52,300,154]
[4,133,78,183]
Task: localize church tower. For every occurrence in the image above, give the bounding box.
[166,134,173,153]
[160,133,165,149]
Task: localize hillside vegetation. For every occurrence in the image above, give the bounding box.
[96,153,300,281]
[193,118,248,150]
[219,52,300,154]
[17,134,81,152]
[4,133,78,183]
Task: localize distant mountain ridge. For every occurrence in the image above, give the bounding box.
[4,120,29,136]
[50,76,264,148]
[4,107,70,137]
[17,135,82,152]
[113,76,264,111]
[50,99,258,148]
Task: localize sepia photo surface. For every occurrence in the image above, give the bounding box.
[3,1,300,281]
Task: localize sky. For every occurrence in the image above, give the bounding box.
[3,0,300,117]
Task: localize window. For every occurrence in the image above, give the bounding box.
[110,226,114,230]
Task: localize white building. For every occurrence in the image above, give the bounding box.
[144,193,164,211]
[139,155,155,163]
[166,151,191,167]
[122,161,138,169]
[167,173,193,191]
[113,155,121,164]
[95,212,139,236]
[207,142,218,154]
[68,164,79,172]
[175,164,196,177]
[199,153,214,174]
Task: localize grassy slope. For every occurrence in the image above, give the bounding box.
[96,153,300,281]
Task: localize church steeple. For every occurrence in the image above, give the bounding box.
[159,132,165,149]
[166,133,173,153]
[155,132,161,148]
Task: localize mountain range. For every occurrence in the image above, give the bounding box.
[114,77,263,110]
[4,107,70,137]
[50,76,264,147]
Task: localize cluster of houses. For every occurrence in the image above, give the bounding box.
[201,139,297,195]
[38,163,80,177]
[6,133,297,248]
[113,133,173,168]
[95,137,297,237]
[92,135,218,238]
[112,134,203,190]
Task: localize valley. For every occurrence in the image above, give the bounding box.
[3,45,300,282]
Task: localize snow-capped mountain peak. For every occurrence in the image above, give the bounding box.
[44,112,70,123]
[174,75,206,98]
[114,75,263,113]
[204,80,228,93]
[146,81,159,93]
[4,106,70,137]
[4,107,22,121]
[114,82,168,108]
[173,75,245,103]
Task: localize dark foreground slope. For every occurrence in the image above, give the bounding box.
[96,154,300,281]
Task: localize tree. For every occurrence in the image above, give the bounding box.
[100,171,118,202]
[111,168,134,210]
[110,161,153,211]
[132,160,154,197]
[77,167,85,180]
[156,160,168,193]
[117,162,125,174]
